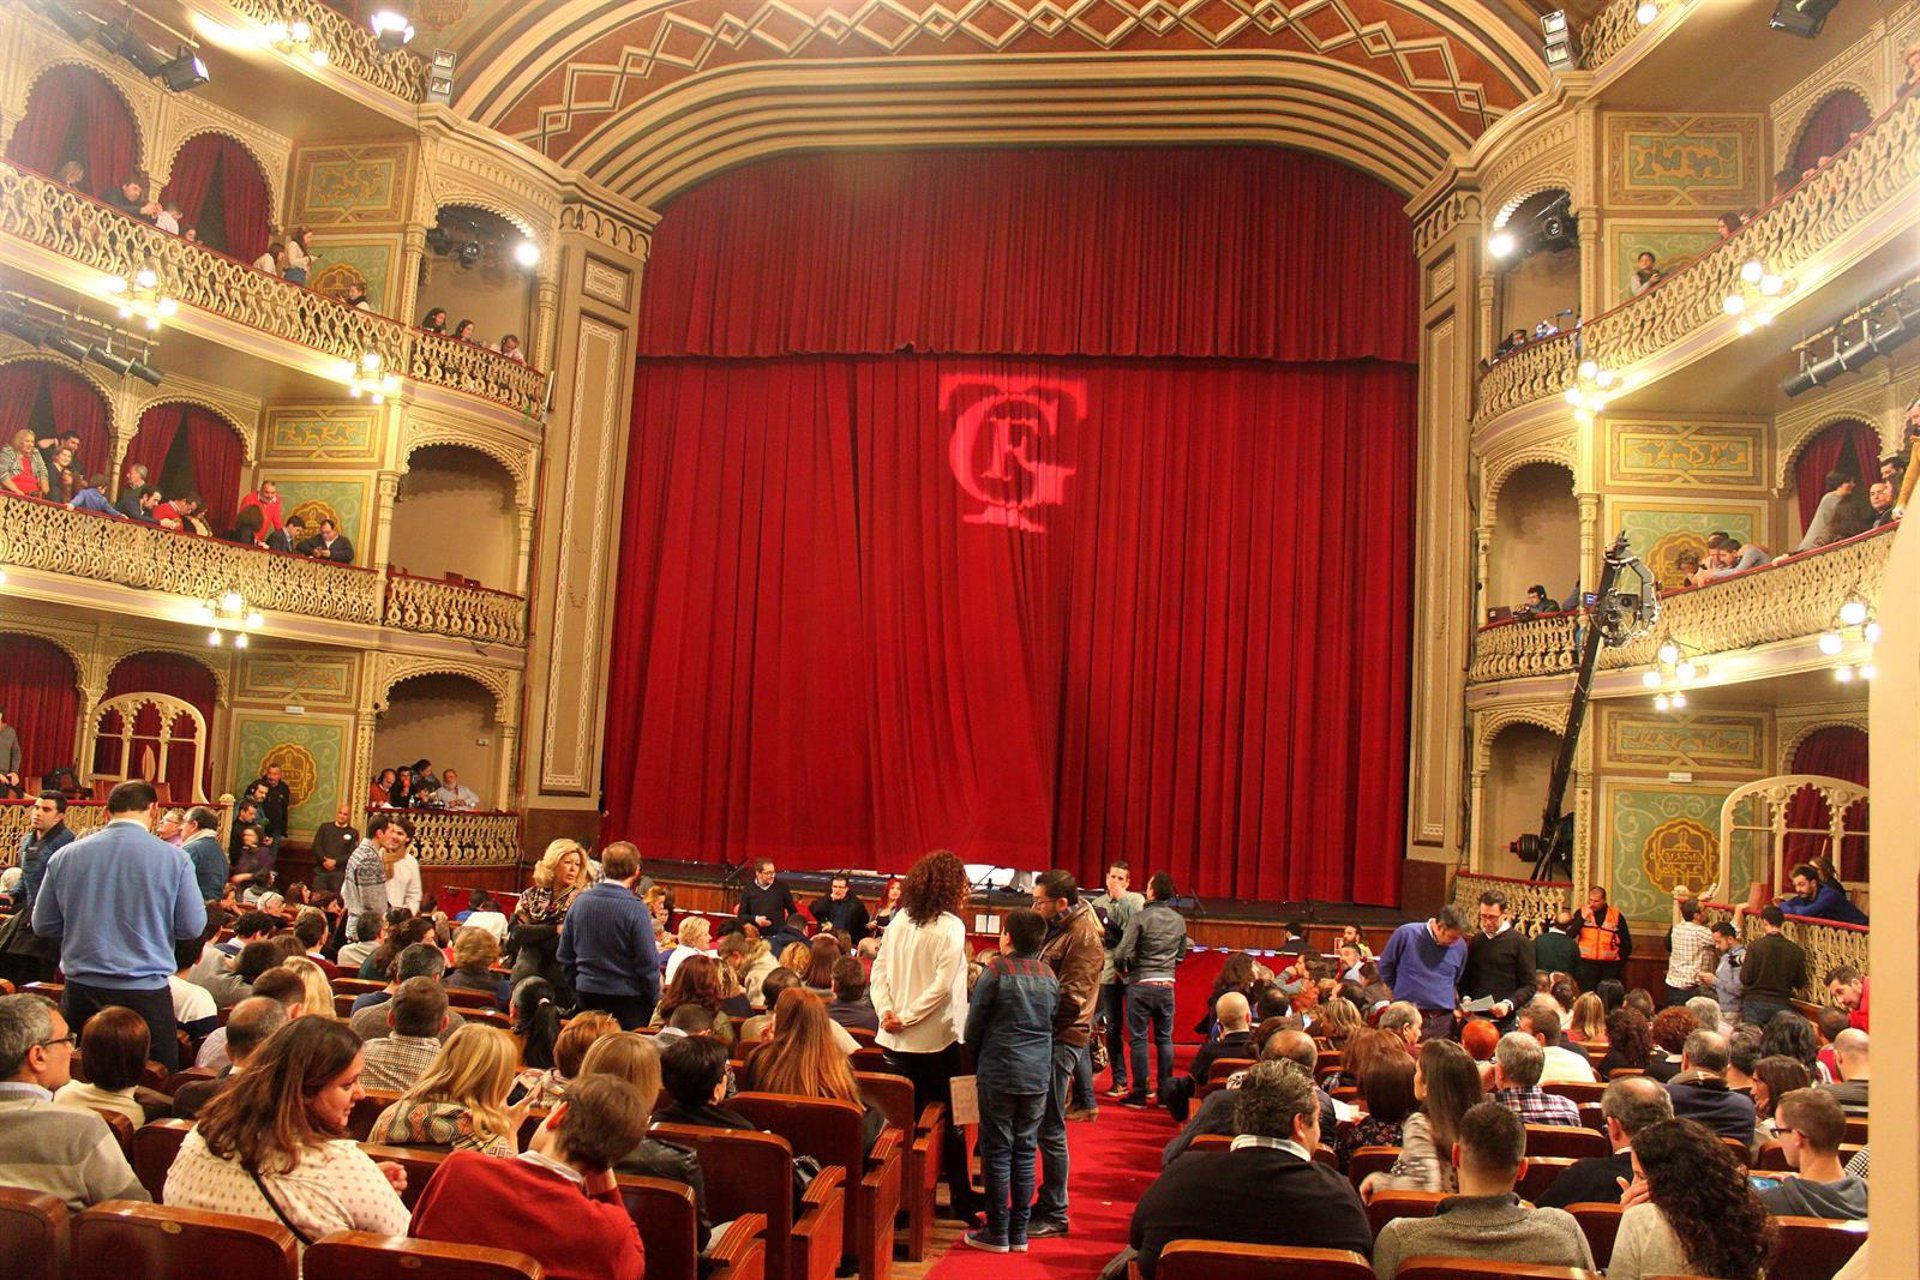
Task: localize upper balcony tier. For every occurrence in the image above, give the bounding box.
[1469,524,1896,687]
[0,160,548,419]
[1476,92,1920,428]
[204,0,430,105]
[0,493,527,651]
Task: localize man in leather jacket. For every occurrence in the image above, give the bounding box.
[1113,873,1188,1106]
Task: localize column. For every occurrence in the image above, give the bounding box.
[532,276,560,373]
[1467,763,1488,872]
[370,470,402,575]
[514,504,536,596]
[1577,492,1600,592]
[1576,209,1603,330]
[1477,268,1498,367]
[396,221,430,328]
[495,718,520,814]
[351,709,379,810]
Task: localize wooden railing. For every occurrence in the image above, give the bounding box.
[1477,93,1920,424]
[1469,525,1897,684]
[1698,901,1866,1005]
[1451,870,1572,936]
[0,161,547,417]
[0,495,526,648]
[369,808,522,867]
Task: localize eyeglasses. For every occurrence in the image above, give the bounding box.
[36,1033,78,1050]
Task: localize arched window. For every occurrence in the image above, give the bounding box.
[1792,91,1873,174]
[101,651,219,801]
[1792,418,1879,534]
[125,402,249,533]
[0,636,81,786]
[5,64,140,199]
[161,133,273,263]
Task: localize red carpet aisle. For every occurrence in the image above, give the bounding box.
[923,1101,1174,1280]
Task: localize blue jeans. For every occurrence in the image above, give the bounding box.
[1127,982,1176,1098]
[1072,1042,1096,1110]
[1101,982,1130,1088]
[980,1088,1046,1245]
[1743,997,1791,1027]
[1033,1040,1078,1224]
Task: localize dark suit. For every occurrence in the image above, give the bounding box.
[1131,1146,1372,1278]
[172,1068,238,1120]
[1162,1080,1336,1166]
[1665,1075,1755,1145]
[1536,1150,1632,1208]
[809,893,870,938]
[737,880,799,935]
[296,533,355,563]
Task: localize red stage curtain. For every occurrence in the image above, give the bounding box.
[161,134,271,262]
[0,635,82,781]
[184,407,246,533]
[636,148,1417,364]
[125,403,184,482]
[3,63,139,199]
[1793,92,1873,172]
[0,361,111,478]
[1785,726,1869,883]
[605,354,1415,904]
[103,651,218,802]
[1794,419,1879,528]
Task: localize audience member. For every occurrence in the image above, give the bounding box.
[736,856,801,938]
[1663,1029,1756,1145]
[50,1004,154,1127]
[511,977,565,1072]
[431,768,480,810]
[370,1023,523,1156]
[1533,911,1579,978]
[1663,899,1714,1006]
[656,1033,753,1129]
[1377,905,1468,1042]
[1752,1053,1813,1146]
[360,977,451,1092]
[349,944,468,1041]
[1646,1005,1697,1082]
[1363,1037,1485,1195]
[446,926,503,997]
[1459,889,1535,1027]
[962,907,1060,1252]
[342,815,412,939]
[1792,470,1865,554]
[1333,1049,1417,1172]
[1112,872,1189,1110]
[1488,1031,1581,1126]
[1514,583,1560,616]
[576,1031,710,1245]
[1777,861,1869,924]
[1820,1028,1869,1115]
[742,988,886,1155]
[1092,863,1146,1102]
[826,955,879,1032]
[511,839,589,992]
[1459,1015,1500,1065]
[1372,1101,1594,1280]
[1574,885,1632,991]
[1161,1026,1336,1163]
[1566,991,1607,1045]
[1826,964,1868,1031]
[1539,1075,1674,1208]
[1685,994,1722,1036]
[561,842,660,1029]
[1740,907,1807,1026]
[1520,1000,1596,1083]
[1030,868,1104,1215]
[499,333,526,362]
[807,873,871,937]
[173,994,286,1120]
[514,1010,618,1109]
[170,933,223,1039]
[1758,1088,1867,1220]
[0,994,147,1209]
[650,954,738,1047]
[1698,921,1746,1022]
[295,516,355,562]
[1608,1118,1772,1280]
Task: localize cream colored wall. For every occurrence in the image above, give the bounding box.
[372,675,503,808]
[1484,723,1559,869]
[1489,462,1579,610]
[417,253,536,350]
[389,445,519,590]
[1496,247,1579,338]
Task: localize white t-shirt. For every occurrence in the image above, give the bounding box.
[868,911,969,1053]
[664,945,716,985]
[165,1128,409,1252]
[1539,1044,1598,1084]
[463,910,510,943]
[387,855,422,914]
[170,974,217,1024]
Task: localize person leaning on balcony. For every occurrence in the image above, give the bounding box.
[431,770,480,812]
[1513,584,1559,617]
[297,518,355,564]
[1867,479,1897,528]
[1,428,50,497]
[1787,470,1865,556]
[66,475,123,518]
[1673,551,1709,589]
[498,334,526,363]
[106,176,158,222]
[1897,41,1920,99]
[238,480,286,536]
[340,281,373,311]
[1629,251,1663,298]
[1704,532,1768,578]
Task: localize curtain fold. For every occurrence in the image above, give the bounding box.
[0,635,82,782]
[0,365,39,443]
[103,651,218,802]
[184,406,246,533]
[1793,92,1873,172]
[125,403,185,483]
[4,64,139,198]
[1794,419,1880,529]
[159,134,271,262]
[1784,726,1870,884]
[636,148,1417,364]
[39,363,113,480]
[160,134,224,236]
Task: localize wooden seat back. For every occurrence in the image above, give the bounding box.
[855,1070,938,1260]
[1576,1103,1604,1134]
[1366,1189,1447,1239]
[92,1108,135,1158]
[1394,1260,1599,1279]
[853,1072,914,1134]
[653,1122,846,1280]
[348,1089,405,1141]
[849,1046,888,1074]
[0,1186,68,1280]
[357,1143,450,1210]
[1566,1202,1623,1268]
[1347,1145,1400,1186]
[133,1119,195,1201]
[1156,1240,1373,1280]
[1770,1216,1868,1280]
[727,1092,899,1280]
[333,993,358,1019]
[164,1067,217,1096]
[1524,1124,1608,1159]
[305,1232,542,1280]
[1514,1157,1577,1203]
[1542,1081,1605,1105]
[617,1175,702,1280]
[1207,1057,1256,1082]
[1843,1116,1867,1145]
[73,1201,298,1280]
[444,987,498,1010]
[332,977,383,995]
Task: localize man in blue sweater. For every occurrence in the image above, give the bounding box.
[1377,903,1468,1042]
[560,840,660,1029]
[32,780,206,1070]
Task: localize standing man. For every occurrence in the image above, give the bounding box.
[250,763,292,844]
[1697,921,1746,1024]
[1738,905,1806,1026]
[31,781,205,1070]
[1574,886,1632,991]
[809,874,870,938]
[1091,863,1144,1101]
[1030,870,1105,1237]
[560,842,660,1029]
[1114,873,1188,1107]
[310,803,360,895]
[0,706,21,797]
[1460,889,1535,1029]
[0,793,72,985]
[1532,909,1579,978]
[342,813,412,940]
[236,478,284,539]
[736,857,800,939]
[1377,904,1469,1042]
[1663,899,1716,1007]
[387,829,423,915]
[179,807,228,904]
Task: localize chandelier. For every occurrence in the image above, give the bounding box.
[104,262,179,332]
[197,590,265,647]
[341,350,403,404]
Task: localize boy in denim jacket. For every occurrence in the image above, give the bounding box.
[962,907,1060,1252]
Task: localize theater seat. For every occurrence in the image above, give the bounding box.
[1565,1202,1622,1267]
[1366,1190,1447,1239]
[1513,1157,1576,1203]
[856,1070,941,1260]
[1771,1216,1868,1280]
[0,1186,68,1280]
[1155,1239,1373,1280]
[348,1089,405,1141]
[653,1122,845,1280]
[1523,1125,1607,1160]
[1393,1259,1599,1279]
[73,1201,297,1280]
[729,1092,901,1280]
[305,1232,543,1280]
[133,1119,195,1201]
[91,1108,136,1159]
[617,1176,713,1280]
[1348,1146,1400,1187]
[357,1142,451,1210]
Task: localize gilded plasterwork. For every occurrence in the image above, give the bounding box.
[1605,419,1766,490]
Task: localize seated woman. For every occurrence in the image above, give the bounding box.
[513,1010,619,1109]
[447,926,505,1001]
[719,931,778,1010]
[1750,1054,1812,1146]
[802,934,841,996]
[578,1030,712,1249]
[281,956,339,1023]
[740,988,885,1154]
[1313,993,1362,1046]
[1566,992,1608,1046]
[369,1023,523,1156]
[648,954,737,1047]
[1332,1051,1416,1174]
[1608,1118,1772,1280]
[664,916,716,985]
[1599,1006,1654,1077]
[512,977,564,1069]
[1359,1038,1484,1196]
[165,1019,410,1250]
[1645,1006,1696,1082]
[52,1006,157,1126]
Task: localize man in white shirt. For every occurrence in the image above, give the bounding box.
[388,846,423,915]
[432,769,481,811]
[1520,1001,1597,1083]
[1663,899,1716,1007]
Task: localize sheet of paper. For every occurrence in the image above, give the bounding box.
[948,1074,980,1127]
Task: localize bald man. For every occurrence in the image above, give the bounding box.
[1820,1029,1869,1116]
[1162,1025,1335,1161]
[1160,991,1253,1122]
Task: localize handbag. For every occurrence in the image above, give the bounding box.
[1090,1032,1109,1074]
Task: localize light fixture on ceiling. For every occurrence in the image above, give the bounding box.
[158,46,210,92]
[1770,0,1838,38]
[427,48,456,102]
[266,18,330,67]
[1635,0,1660,22]
[369,7,415,48]
[1488,231,1516,259]
[341,350,403,404]
[197,590,265,646]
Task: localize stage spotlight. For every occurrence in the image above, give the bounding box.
[100,21,168,77]
[425,226,453,256]
[128,358,164,387]
[1541,11,1581,70]
[45,331,90,362]
[427,48,456,103]
[1770,0,1838,37]
[0,311,51,346]
[1488,231,1517,259]
[158,47,210,92]
[369,8,415,48]
[457,239,482,268]
[1867,308,1911,357]
[87,343,134,375]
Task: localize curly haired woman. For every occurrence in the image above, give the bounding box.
[1608,1117,1773,1280]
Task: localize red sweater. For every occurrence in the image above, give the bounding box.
[410,1149,643,1280]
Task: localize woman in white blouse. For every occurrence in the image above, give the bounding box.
[1607,1117,1773,1280]
[165,1019,410,1250]
[868,849,980,1219]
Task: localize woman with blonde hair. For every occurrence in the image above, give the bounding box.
[513,1010,619,1108]
[370,1023,524,1156]
[512,839,589,992]
[742,988,886,1153]
[778,939,813,978]
[447,926,504,998]
[719,931,778,1009]
[664,915,715,985]
[579,1032,712,1246]
[1567,991,1608,1045]
[281,956,338,1022]
[1314,992,1363,1044]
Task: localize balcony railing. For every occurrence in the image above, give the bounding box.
[1580,0,1661,73]
[1477,93,1920,424]
[0,495,526,648]
[216,0,429,103]
[368,808,522,867]
[0,161,548,417]
[1451,871,1572,935]
[1699,901,1865,1005]
[1469,525,1896,684]
[0,799,237,869]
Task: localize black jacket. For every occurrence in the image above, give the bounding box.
[1188,1030,1254,1084]
[1536,1151,1633,1208]
[1462,928,1536,1011]
[737,881,800,934]
[657,1100,758,1131]
[296,532,355,563]
[1163,1081,1336,1166]
[1131,1147,1372,1277]
[618,1136,710,1249]
[251,777,292,838]
[1665,1075,1756,1145]
[809,894,870,938]
[1116,900,1188,982]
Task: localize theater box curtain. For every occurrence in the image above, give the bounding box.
[604,147,1419,906]
[0,636,82,783]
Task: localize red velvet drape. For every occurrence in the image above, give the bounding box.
[636,148,1417,364]
[159,134,224,235]
[125,403,184,483]
[102,651,218,802]
[161,134,271,263]
[1785,726,1869,883]
[1793,92,1873,173]
[1794,419,1880,529]
[0,362,111,478]
[4,64,140,198]
[185,407,246,533]
[0,635,81,783]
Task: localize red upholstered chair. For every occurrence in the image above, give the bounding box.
[464,1009,514,1031]
[133,1119,195,1201]
[357,1143,450,1210]
[444,987,498,1010]
[1347,1145,1401,1187]
[728,1092,902,1280]
[1523,1125,1608,1159]
[1566,1202,1623,1268]
[1720,1136,1751,1163]
[653,1122,845,1280]
[1208,1057,1256,1081]
[1514,1157,1577,1203]
[1576,1103,1604,1134]
[1366,1189,1447,1239]
[1542,1081,1605,1105]
[1393,1260,1599,1279]
[0,1186,68,1280]
[1154,1240,1374,1280]
[1769,1217,1868,1280]
[164,1066,217,1096]
[73,1201,298,1280]
[856,1070,941,1260]
[304,1232,543,1280]
[1189,1133,1232,1152]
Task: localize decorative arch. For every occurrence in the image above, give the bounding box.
[398,425,533,506]
[371,655,516,718]
[1717,774,1870,904]
[126,393,257,464]
[1789,88,1874,174]
[1780,715,1870,771]
[87,690,208,804]
[1474,704,1567,771]
[163,126,284,233]
[100,644,229,705]
[0,350,117,417]
[428,191,546,252]
[1775,409,1896,490]
[1481,444,1577,528]
[0,624,89,683]
[1491,181,1574,230]
[7,58,150,179]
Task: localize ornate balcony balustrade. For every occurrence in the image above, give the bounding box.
[213,0,428,102]
[1452,871,1572,935]
[1468,525,1895,684]
[0,496,526,649]
[0,799,237,868]
[371,808,522,868]
[1699,902,1865,1004]
[1477,94,1920,424]
[0,161,548,417]
[1580,0,1662,73]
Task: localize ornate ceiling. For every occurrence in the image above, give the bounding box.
[385,0,1567,200]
